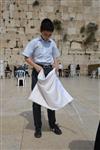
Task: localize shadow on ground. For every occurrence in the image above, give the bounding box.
[69,140,94,150]
[20,110,50,131]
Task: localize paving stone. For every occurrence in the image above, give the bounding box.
[1,76,99,150]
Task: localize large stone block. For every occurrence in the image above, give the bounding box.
[32,11,39,19]
[39,12,47,20]
[18,27,25,34]
[20,36,28,46]
[25,27,35,34]
[44,6,54,12]
[62,0,82,7]
[75,21,84,32]
[0,26,6,34]
[61,0,69,6]
[98,42,100,49]
[27,0,35,5]
[61,13,69,20]
[10,19,15,27]
[53,34,61,41]
[3,11,9,19]
[61,55,73,64]
[0,40,7,48]
[92,0,100,7]
[76,14,83,21]
[27,20,34,28]
[21,4,29,12]
[73,7,83,13]
[67,27,77,35]
[90,54,100,64]
[5,33,18,41]
[47,13,55,20]
[9,4,14,18]
[9,40,16,48]
[68,7,74,13]
[28,4,34,11]
[62,43,69,53]
[90,7,100,15]
[13,11,20,19]
[6,27,17,33]
[15,19,20,27]
[20,0,27,4]
[83,0,92,6]
[20,13,26,19]
[26,12,33,19]
[84,6,91,14]
[46,0,54,6]
[69,13,76,20]
[60,6,68,14]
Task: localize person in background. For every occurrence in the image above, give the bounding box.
[23,64,30,77]
[22,18,62,138]
[94,121,100,150]
[14,65,17,77]
[5,63,12,78]
[76,64,80,76]
[58,62,63,77]
[68,64,71,77]
[5,63,11,71]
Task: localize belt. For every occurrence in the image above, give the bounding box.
[37,63,52,68]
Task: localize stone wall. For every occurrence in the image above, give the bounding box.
[0,0,100,74]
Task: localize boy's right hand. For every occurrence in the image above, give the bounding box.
[24,57,43,73]
[34,64,43,73]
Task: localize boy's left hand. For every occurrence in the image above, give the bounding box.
[52,64,58,72]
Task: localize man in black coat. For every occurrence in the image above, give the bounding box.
[94,121,100,150]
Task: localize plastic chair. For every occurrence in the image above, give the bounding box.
[16,70,26,87]
[91,70,96,78]
[98,67,100,79]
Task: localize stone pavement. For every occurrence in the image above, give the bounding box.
[0,76,100,150]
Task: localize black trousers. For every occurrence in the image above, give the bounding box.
[31,66,56,130]
[94,121,100,150]
[58,69,62,77]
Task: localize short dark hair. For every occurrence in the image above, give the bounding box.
[40,18,54,32]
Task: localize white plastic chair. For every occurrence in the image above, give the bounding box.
[91,70,96,78]
[98,67,100,79]
[0,60,5,79]
[16,70,26,87]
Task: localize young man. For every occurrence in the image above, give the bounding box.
[22,18,62,138]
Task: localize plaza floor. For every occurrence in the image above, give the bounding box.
[0,75,100,150]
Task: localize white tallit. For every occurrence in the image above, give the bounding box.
[29,68,73,110]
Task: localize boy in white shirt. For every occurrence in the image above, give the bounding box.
[22,18,62,138]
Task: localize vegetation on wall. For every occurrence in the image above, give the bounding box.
[53,19,62,31]
[80,22,98,46]
[63,34,67,42]
[32,0,39,7]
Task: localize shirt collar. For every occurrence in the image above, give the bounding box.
[39,36,51,42]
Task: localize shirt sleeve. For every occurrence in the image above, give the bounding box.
[22,39,36,58]
[52,41,60,58]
